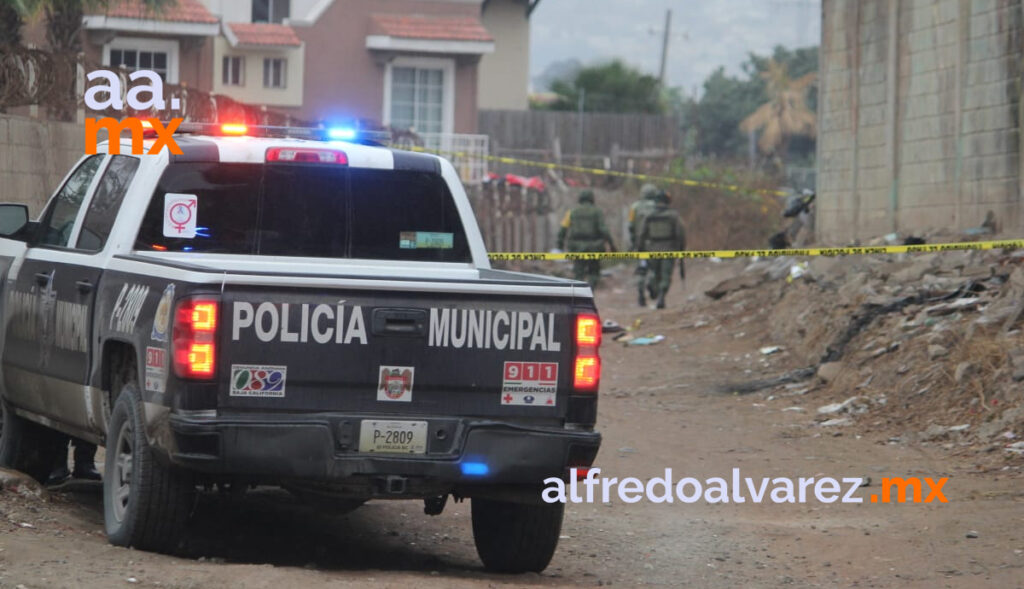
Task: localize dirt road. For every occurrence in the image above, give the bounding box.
[1,262,1022,588]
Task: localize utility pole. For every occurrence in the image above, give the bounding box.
[576,88,585,164]
[658,9,672,84]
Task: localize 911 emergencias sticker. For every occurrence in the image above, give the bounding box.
[144,346,167,393]
[501,361,557,406]
[230,365,286,397]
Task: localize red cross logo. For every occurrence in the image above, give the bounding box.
[503,394,513,404]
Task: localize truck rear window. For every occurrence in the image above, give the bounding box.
[134,163,472,263]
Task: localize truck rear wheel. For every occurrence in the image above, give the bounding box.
[104,384,192,553]
[471,497,565,573]
[0,400,63,484]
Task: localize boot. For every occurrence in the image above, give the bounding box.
[72,465,101,480]
[637,289,646,307]
[46,465,71,486]
[72,442,101,480]
[656,291,666,309]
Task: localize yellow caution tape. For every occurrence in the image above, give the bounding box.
[407,146,789,197]
[486,239,1024,261]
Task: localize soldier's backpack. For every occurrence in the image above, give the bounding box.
[568,207,601,240]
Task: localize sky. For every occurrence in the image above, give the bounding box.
[529,0,821,96]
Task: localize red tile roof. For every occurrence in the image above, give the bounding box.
[226,23,302,47]
[370,14,493,42]
[99,0,217,24]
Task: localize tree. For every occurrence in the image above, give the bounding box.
[0,0,23,47]
[543,60,665,114]
[10,0,172,119]
[693,44,818,162]
[739,59,816,165]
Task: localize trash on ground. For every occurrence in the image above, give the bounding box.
[602,319,624,333]
[627,335,666,346]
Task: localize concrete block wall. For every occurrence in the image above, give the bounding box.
[0,114,87,216]
[818,0,1023,243]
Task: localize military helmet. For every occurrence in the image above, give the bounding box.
[640,183,659,200]
[654,189,670,204]
[578,189,595,204]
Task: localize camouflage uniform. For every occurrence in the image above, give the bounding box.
[557,191,616,287]
[637,193,686,309]
[629,184,661,305]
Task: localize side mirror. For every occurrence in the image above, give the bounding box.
[0,204,29,238]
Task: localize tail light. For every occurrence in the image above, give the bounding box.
[266,147,348,164]
[173,298,219,379]
[573,313,601,392]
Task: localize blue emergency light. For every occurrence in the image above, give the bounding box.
[461,461,489,476]
[327,127,358,141]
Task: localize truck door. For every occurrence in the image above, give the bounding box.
[2,154,105,425]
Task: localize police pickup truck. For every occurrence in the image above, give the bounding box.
[0,124,601,573]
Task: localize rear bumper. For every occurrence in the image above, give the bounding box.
[165,412,600,492]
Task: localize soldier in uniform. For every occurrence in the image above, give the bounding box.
[628,184,661,306]
[637,191,686,309]
[557,190,616,287]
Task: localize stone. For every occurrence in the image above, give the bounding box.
[928,345,949,360]
[817,362,844,383]
[0,467,46,499]
[954,362,975,383]
[888,258,937,284]
[820,417,853,427]
[705,273,766,300]
[817,396,868,415]
[1009,350,1024,382]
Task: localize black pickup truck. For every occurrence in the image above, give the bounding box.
[0,126,601,573]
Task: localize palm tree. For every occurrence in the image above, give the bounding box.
[740,59,816,167]
[11,0,172,119]
[0,1,24,47]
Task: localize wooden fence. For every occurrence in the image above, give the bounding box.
[479,109,680,155]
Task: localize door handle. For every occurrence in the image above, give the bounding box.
[371,308,428,336]
[75,280,94,294]
[34,272,52,286]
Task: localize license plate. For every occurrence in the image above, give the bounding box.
[358,420,428,454]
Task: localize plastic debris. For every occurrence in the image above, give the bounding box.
[627,335,665,346]
[602,319,624,333]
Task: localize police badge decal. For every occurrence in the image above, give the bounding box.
[377,366,414,402]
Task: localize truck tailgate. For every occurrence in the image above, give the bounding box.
[219,285,579,419]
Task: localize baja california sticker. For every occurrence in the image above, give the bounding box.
[501,361,558,406]
[144,346,167,393]
[230,365,287,397]
[164,193,198,238]
[377,366,414,402]
[151,283,174,342]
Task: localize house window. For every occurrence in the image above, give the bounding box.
[223,56,245,86]
[103,38,178,83]
[109,48,169,81]
[263,58,287,88]
[389,66,446,134]
[252,0,290,23]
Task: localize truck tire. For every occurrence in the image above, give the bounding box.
[0,400,63,484]
[471,497,565,573]
[104,384,192,553]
